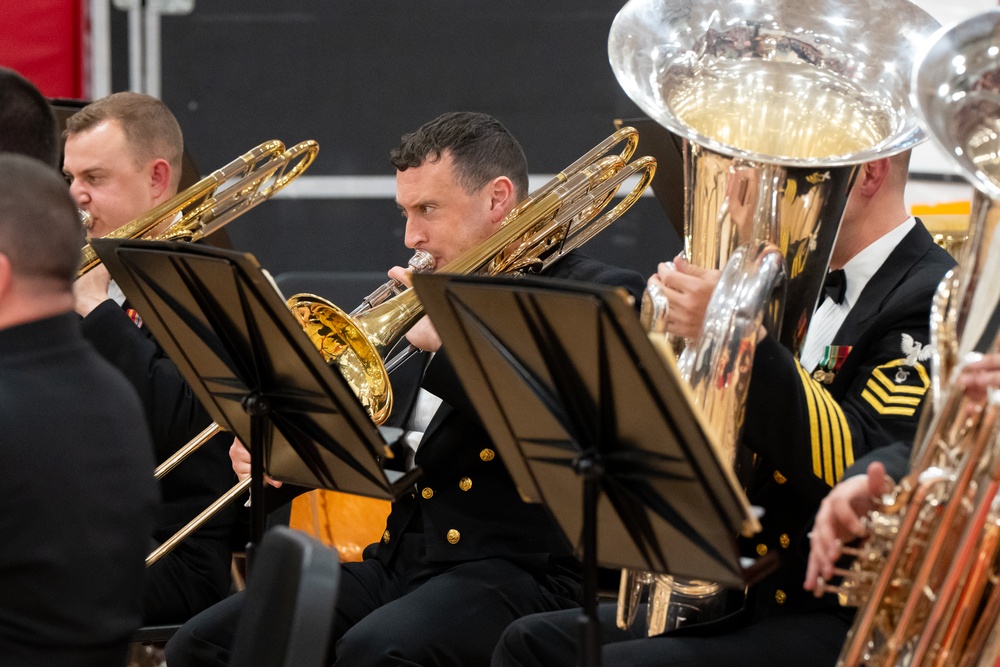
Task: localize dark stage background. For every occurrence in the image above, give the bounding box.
[106,1,682,305]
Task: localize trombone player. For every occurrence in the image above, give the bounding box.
[492,153,955,666]
[166,111,648,667]
[63,92,237,625]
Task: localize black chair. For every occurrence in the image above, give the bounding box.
[229,526,340,667]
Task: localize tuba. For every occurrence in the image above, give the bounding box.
[608,0,940,635]
[829,10,1000,666]
[287,128,656,426]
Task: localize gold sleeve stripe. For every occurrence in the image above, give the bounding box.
[798,362,853,485]
[864,379,922,406]
[861,389,917,416]
[872,368,927,395]
[799,364,823,480]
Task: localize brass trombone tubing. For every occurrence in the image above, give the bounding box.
[80,139,318,276]
[154,422,223,479]
[147,477,251,567]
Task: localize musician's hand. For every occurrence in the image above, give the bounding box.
[405,315,441,352]
[387,265,412,287]
[804,462,891,595]
[957,353,1000,402]
[649,255,720,340]
[230,437,282,488]
[73,263,112,317]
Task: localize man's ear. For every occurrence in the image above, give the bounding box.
[149,158,173,202]
[0,253,13,302]
[487,176,517,224]
[854,158,890,198]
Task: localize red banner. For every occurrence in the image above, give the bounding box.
[0,0,84,98]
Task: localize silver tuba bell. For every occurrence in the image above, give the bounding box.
[608,0,941,636]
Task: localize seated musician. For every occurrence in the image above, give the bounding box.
[63,92,237,624]
[165,111,647,666]
[804,352,1000,593]
[491,151,956,666]
[0,67,157,666]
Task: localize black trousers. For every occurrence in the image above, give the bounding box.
[491,602,852,667]
[144,535,232,625]
[166,532,581,667]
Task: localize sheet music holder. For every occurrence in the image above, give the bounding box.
[413,272,759,667]
[91,238,419,546]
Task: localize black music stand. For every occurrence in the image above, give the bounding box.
[412,272,759,667]
[91,238,419,548]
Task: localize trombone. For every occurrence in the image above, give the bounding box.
[147,127,656,565]
[75,138,320,566]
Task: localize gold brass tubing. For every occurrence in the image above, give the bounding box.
[154,422,223,479]
[146,476,251,567]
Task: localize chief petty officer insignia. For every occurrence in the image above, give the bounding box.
[811,345,852,385]
[861,333,931,418]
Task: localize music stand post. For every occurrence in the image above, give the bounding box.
[413,272,759,667]
[91,238,419,552]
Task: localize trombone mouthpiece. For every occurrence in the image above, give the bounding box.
[409,249,435,273]
[79,208,93,231]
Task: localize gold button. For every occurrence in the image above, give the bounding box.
[775,589,787,605]
[756,543,768,556]
[421,487,434,499]
[773,470,787,484]
[382,529,390,544]
[779,533,790,549]
[459,477,472,492]
[446,529,461,544]
[480,448,495,462]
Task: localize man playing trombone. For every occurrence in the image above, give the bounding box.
[63,92,237,625]
[166,111,647,667]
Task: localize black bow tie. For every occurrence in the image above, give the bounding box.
[823,269,847,305]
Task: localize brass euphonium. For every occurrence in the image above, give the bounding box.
[287,127,656,426]
[608,0,940,636]
[829,11,1000,666]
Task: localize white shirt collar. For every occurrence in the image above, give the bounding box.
[839,217,915,308]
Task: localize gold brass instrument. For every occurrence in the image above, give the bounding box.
[148,130,655,566]
[79,139,318,276]
[828,11,1000,666]
[287,127,655,427]
[123,139,319,567]
[608,0,940,636]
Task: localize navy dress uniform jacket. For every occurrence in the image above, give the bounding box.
[740,219,956,619]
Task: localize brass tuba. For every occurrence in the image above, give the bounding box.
[287,128,656,426]
[608,0,940,636]
[829,10,1000,666]
[79,139,318,276]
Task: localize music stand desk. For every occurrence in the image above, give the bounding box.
[413,272,758,666]
[92,238,418,546]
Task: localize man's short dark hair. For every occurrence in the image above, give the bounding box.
[0,154,83,286]
[390,111,529,200]
[0,68,58,167]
